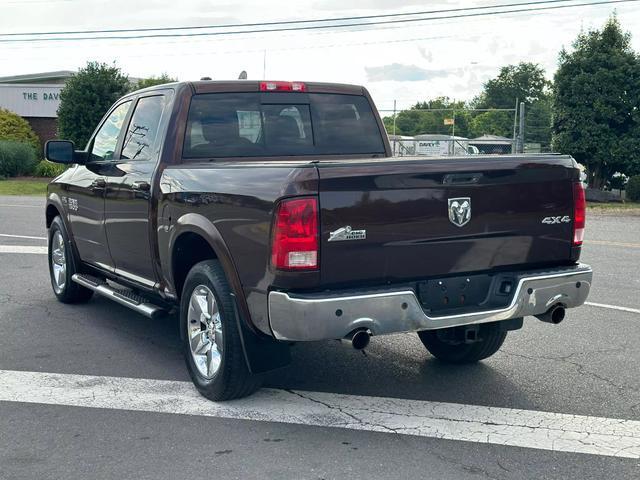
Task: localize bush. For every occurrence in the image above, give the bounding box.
[0,109,40,154]
[33,160,67,178]
[627,175,640,202]
[0,141,38,177]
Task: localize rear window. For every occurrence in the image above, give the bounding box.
[183,93,385,158]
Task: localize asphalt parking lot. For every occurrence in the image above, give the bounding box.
[0,195,639,479]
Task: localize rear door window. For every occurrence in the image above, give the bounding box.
[183,92,384,158]
[121,95,169,162]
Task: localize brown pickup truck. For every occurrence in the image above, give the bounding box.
[44,80,592,400]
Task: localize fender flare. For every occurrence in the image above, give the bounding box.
[169,213,245,311]
[169,213,291,374]
[46,194,83,272]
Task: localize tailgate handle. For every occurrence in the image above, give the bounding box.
[443,173,483,185]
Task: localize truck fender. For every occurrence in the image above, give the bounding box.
[170,213,290,374]
[46,194,83,273]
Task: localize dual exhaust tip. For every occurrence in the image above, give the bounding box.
[341,329,371,350]
[341,305,565,350]
[536,304,566,324]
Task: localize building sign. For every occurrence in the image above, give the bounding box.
[0,84,63,118]
[443,118,455,126]
[416,141,444,156]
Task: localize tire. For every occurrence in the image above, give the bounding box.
[180,259,262,401]
[418,323,507,364]
[48,216,93,304]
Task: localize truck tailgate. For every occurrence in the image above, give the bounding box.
[318,155,578,287]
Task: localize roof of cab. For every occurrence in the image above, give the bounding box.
[189,80,365,95]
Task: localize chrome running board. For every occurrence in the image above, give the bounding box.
[71,274,165,319]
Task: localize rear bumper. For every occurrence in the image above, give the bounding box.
[268,263,592,341]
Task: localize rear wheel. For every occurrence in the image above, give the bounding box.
[418,323,507,364]
[180,260,262,401]
[48,216,93,304]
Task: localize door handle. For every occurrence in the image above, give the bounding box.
[91,178,106,189]
[131,181,151,192]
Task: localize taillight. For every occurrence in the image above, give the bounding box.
[573,182,586,246]
[271,197,318,270]
[260,81,306,92]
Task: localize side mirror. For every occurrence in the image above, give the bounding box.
[45,140,83,164]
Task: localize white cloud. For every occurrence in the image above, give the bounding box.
[366,63,440,82]
[0,0,638,108]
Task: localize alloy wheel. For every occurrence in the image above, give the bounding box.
[187,285,223,379]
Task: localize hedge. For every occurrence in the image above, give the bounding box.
[0,141,38,178]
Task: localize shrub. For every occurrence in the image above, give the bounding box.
[627,175,640,202]
[33,160,67,178]
[0,141,38,177]
[0,109,40,154]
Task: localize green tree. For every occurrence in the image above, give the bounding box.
[473,62,552,145]
[57,61,130,148]
[525,97,553,150]
[383,97,471,137]
[552,16,640,188]
[131,73,177,92]
[0,108,40,153]
[470,110,513,138]
[474,62,550,109]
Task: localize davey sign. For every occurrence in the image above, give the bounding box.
[0,84,63,118]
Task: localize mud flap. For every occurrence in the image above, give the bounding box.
[230,293,291,374]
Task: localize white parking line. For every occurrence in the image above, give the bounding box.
[1,369,638,459]
[585,302,640,315]
[0,204,41,208]
[586,240,640,249]
[0,245,47,254]
[0,233,47,241]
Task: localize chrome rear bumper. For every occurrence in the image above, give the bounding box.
[268,264,592,341]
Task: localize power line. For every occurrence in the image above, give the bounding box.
[0,0,635,43]
[0,0,581,37]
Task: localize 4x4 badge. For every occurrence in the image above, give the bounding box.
[448,197,471,227]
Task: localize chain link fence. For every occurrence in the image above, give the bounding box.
[382,102,552,157]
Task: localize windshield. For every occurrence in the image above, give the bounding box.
[183,92,385,158]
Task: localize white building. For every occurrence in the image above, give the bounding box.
[0,71,73,147]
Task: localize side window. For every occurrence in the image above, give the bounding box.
[122,95,168,161]
[91,101,131,161]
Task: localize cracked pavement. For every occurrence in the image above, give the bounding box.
[1,198,639,479]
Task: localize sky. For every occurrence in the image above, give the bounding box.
[1,0,639,113]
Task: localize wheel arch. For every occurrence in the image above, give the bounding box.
[45,195,83,271]
[169,213,242,303]
[45,193,65,228]
[168,213,291,373]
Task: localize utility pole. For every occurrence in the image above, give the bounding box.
[452,109,456,138]
[263,50,266,79]
[518,101,525,153]
[512,97,519,154]
[451,109,456,155]
[392,100,397,136]
[392,99,397,156]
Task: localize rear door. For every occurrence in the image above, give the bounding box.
[104,92,173,287]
